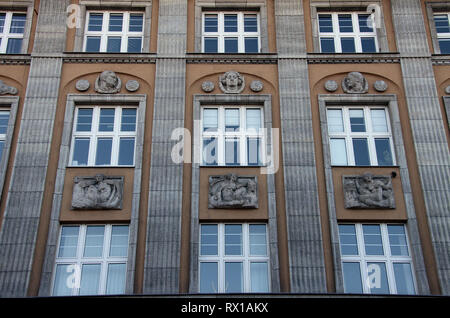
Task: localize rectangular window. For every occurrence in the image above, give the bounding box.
[0,12,26,53]
[199,223,270,293]
[84,11,144,53]
[338,224,416,295]
[327,106,394,166]
[70,106,137,166]
[202,12,260,53]
[52,224,129,296]
[318,12,378,53]
[434,13,450,54]
[201,106,264,166]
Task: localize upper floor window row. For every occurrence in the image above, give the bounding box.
[434,13,450,54]
[84,11,144,53]
[0,12,26,54]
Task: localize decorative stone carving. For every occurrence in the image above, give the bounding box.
[95,71,121,94]
[343,173,395,209]
[250,80,263,92]
[324,80,338,92]
[201,81,215,93]
[75,79,90,92]
[72,174,124,210]
[219,71,245,94]
[125,80,140,92]
[445,85,450,95]
[342,72,368,94]
[0,80,18,95]
[209,174,258,209]
[374,80,388,92]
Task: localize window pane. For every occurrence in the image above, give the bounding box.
[244,37,259,53]
[99,108,115,132]
[361,37,376,52]
[393,263,415,295]
[224,37,238,53]
[224,14,238,32]
[106,263,126,295]
[204,14,218,32]
[367,262,389,294]
[79,264,101,295]
[88,13,103,32]
[109,13,123,32]
[85,36,101,52]
[72,138,90,165]
[118,137,135,165]
[375,138,393,166]
[352,138,370,166]
[107,36,122,52]
[95,138,113,165]
[225,138,240,166]
[10,14,26,34]
[358,14,374,32]
[121,108,137,132]
[438,38,450,54]
[225,262,243,293]
[363,225,384,255]
[200,224,218,256]
[127,37,142,53]
[53,264,74,296]
[342,262,363,293]
[225,109,239,132]
[0,111,10,134]
[327,109,344,132]
[129,14,143,32]
[203,108,218,132]
[388,225,409,256]
[200,262,218,293]
[341,37,356,53]
[0,141,4,160]
[84,226,105,257]
[434,15,450,34]
[320,37,335,53]
[338,14,353,32]
[330,138,347,165]
[318,14,333,33]
[247,138,261,166]
[371,109,388,132]
[76,108,93,132]
[244,15,258,32]
[204,37,218,53]
[246,109,261,130]
[250,262,269,292]
[203,137,218,165]
[58,226,80,258]
[110,225,129,257]
[6,38,22,54]
[0,13,5,33]
[225,224,242,255]
[249,225,267,256]
[339,224,358,256]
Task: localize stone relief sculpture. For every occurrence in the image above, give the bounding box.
[343,173,395,209]
[201,81,215,93]
[95,70,122,94]
[374,80,388,92]
[125,80,140,92]
[250,80,263,92]
[0,80,18,95]
[209,174,258,209]
[219,71,245,94]
[324,80,338,92]
[75,79,90,92]
[342,71,368,94]
[72,174,124,210]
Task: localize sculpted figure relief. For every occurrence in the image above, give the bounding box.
[342,71,368,94]
[0,80,18,95]
[72,174,123,210]
[95,70,122,94]
[209,174,258,209]
[343,173,395,209]
[219,71,245,94]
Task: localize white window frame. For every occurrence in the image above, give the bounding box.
[327,106,395,166]
[52,224,129,296]
[339,223,416,295]
[201,11,261,53]
[198,223,270,293]
[69,106,137,167]
[201,106,265,166]
[433,12,450,54]
[318,12,378,53]
[0,11,26,54]
[83,11,144,53]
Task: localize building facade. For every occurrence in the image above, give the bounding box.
[0,0,448,297]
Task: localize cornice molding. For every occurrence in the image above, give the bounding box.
[0,55,31,65]
[62,53,157,64]
[307,53,401,64]
[186,53,278,64]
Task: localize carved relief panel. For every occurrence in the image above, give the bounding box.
[208,174,258,209]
